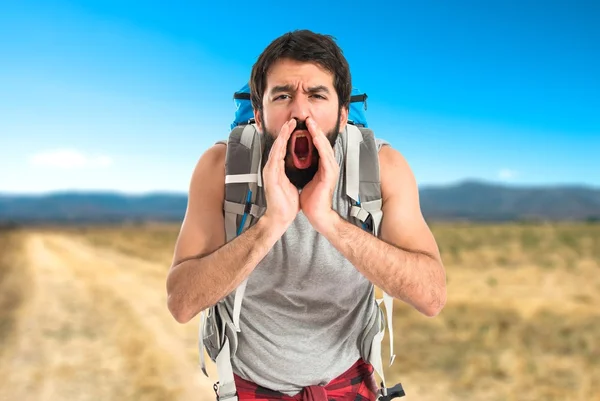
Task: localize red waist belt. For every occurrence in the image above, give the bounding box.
[232,359,378,401]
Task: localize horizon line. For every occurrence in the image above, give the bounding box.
[1,178,599,197]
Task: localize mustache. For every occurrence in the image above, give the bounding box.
[292,119,308,132]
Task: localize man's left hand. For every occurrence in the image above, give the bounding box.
[300,117,340,233]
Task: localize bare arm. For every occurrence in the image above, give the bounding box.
[166,120,300,324]
[317,146,447,317]
[165,144,288,323]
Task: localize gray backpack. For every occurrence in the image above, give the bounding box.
[198,122,405,401]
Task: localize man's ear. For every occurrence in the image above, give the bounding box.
[254,109,263,131]
[340,106,349,127]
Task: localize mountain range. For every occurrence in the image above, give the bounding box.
[1,180,599,225]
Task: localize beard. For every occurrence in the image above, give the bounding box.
[261,111,342,189]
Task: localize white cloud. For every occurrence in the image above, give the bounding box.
[28,149,113,169]
[498,168,518,180]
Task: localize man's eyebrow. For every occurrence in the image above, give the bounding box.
[306,85,330,94]
[270,84,295,95]
[269,84,331,95]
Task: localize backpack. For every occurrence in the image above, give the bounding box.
[199,84,406,401]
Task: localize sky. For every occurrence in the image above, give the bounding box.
[0,0,598,194]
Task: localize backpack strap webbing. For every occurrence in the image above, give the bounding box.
[215,336,238,401]
[223,124,265,243]
[345,124,397,393]
[198,302,239,401]
[200,125,265,400]
[222,124,265,331]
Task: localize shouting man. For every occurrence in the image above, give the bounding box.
[166,29,447,401]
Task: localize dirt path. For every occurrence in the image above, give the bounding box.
[0,232,216,401]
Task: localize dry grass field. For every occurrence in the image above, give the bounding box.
[0,221,598,401]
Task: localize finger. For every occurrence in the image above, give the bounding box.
[278,119,296,160]
[267,119,295,163]
[316,140,338,181]
[305,116,323,139]
[270,119,295,161]
[317,149,338,182]
[306,117,334,155]
[306,118,336,169]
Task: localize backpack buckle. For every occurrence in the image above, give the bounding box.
[235,118,256,127]
[378,383,406,400]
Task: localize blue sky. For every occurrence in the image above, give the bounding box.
[0,0,598,194]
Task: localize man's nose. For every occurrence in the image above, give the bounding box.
[289,95,311,122]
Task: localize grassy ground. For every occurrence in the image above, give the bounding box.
[0,227,27,357]
[2,221,598,400]
[65,222,181,264]
[384,222,600,400]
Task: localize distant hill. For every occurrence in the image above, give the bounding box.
[419,180,600,222]
[0,192,188,225]
[1,180,599,225]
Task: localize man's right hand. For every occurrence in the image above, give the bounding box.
[262,119,300,231]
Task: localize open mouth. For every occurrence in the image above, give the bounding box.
[291,131,313,169]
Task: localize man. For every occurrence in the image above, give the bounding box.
[166,30,447,400]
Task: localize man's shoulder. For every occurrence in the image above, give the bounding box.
[377,144,408,173]
[189,143,227,191]
[199,141,227,163]
[377,143,418,203]
[375,138,391,153]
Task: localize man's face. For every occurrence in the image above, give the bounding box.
[256,58,348,188]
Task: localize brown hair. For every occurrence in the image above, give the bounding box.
[249,30,352,112]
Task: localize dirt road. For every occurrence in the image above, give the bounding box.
[0,232,216,401]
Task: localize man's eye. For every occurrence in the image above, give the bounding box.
[311,94,326,100]
[274,94,290,101]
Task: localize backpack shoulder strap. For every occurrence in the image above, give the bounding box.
[198,123,265,399]
[345,124,383,236]
[223,122,268,329]
[223,123,266,242]
[344,123,398,394]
